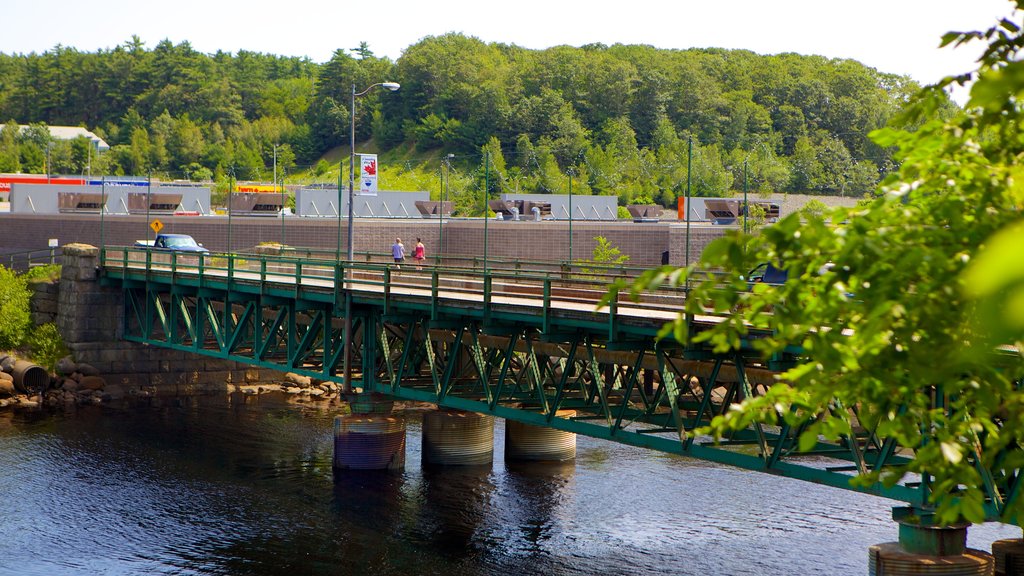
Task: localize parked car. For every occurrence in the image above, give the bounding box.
[135,233,209,253]
[746,262,788,285]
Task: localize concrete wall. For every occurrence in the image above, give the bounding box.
[56,243,286,395]
[0,213,728,268]
[499,194,618,221]
[295,189,430,218]
[10,183,211,215]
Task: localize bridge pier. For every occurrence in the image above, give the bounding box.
[422,409,494,466]
[332,414,407,472]
[869,507,993,575]
[505,410,577,462]
[993,539,1024,575]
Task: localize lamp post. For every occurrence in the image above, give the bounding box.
[743,158,749,234]
[347,81,399,261]
[440,153,454,265]
[342,81,399,396]
[482,152,490,273]
[685,136,692,269]
[274,144,284,245]
[568,168,573,265]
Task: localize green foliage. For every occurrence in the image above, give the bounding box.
[739,202,766,231]
[616,206,630,219]
[798,198,830,220]
[623,3,1024,525]
[590,236,630,266]
[0,35,915,193]
[19,264,60,282]
[576,236,631,279]
[27,323,68,372]
[0,266,31,349]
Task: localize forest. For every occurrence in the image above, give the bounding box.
[0,33,957,211]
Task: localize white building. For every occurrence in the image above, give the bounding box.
[18,125,110,151]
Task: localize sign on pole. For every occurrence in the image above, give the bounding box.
[150,219,164,234]
[359,154,378,196]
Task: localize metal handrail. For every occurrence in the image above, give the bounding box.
[99,246,695,324]
[243,245,656,279]
[1,247,63,271]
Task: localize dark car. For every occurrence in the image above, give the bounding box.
[746,262,787,285]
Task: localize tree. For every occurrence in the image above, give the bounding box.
[624,1,1024,525]
[0,120,20,172]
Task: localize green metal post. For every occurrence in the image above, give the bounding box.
[483,151,490,273]
[348,83,356,264]
[146,172,152,243]
[276,145,285,246]
[227,171,234,254]
[99,175,105,249]
[438,160,443,266]
[336,166,342,261]
[685,136,692,269]
[743,159,749,235]
[568,169,573,265]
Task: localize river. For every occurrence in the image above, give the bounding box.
[0,393,1018,576]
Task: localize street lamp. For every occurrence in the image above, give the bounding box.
[342,81,399,396]
[440,153,454,265]
[347,81,400,261]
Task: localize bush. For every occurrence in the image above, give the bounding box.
[27,323,68,372]
[20,264,61,282]
[0,265,30,349]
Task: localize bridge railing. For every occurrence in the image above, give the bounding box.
[243,246,655,280]
[99,246,696,322]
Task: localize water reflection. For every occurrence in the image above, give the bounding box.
[501,460,576,554]
[419,464,495,556]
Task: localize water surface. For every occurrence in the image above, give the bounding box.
[0,394,1017,575]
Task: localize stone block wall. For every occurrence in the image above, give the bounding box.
[57,243,287,396]
[29,279,59,325]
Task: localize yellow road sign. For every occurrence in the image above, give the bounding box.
[150,219,164,234]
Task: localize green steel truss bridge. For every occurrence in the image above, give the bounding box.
[97,247,1018,520]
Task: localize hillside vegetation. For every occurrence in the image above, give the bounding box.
[0,34,958,213]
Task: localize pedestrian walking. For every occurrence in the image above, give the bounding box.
[392,238,406,270]
[413,238,425,269]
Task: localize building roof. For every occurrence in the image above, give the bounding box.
[19,125,110,150]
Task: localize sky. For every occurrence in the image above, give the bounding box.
[2,0,1017,104]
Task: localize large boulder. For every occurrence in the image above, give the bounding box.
[76,363,100,377]
[284,372,312,388]
[78,376,107,391]
[55,356,78,376]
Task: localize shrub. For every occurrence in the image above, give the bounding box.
[0,265,30,349]
[27,323,68,372]
[20,264,61,282]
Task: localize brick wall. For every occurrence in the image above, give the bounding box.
[0,214,728,267]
